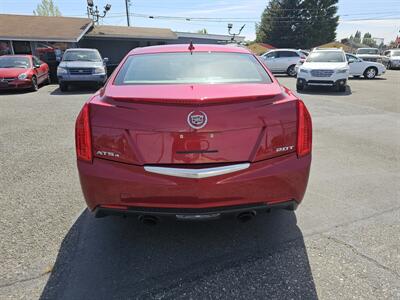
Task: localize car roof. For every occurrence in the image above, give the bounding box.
[128,44,252,55]
[0,54,32,58]
[269,48,299,51]
[65,48,99,52]
[312,48,343,52]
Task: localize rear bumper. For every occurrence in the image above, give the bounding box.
[94,200,298,220]
[78,153,311,211]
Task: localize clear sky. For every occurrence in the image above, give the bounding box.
[0,0,399,44]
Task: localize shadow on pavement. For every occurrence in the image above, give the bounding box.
[297,85,352,96]
[41,209,317,299]
[348,76,387,81]
[50,85,99,96]
[274,74,293,78]
[0,89,32,95]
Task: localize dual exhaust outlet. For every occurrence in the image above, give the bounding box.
[138,210,257,225]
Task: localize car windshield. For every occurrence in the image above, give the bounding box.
[357,49,379,55]
[306,51,345,63]
[0,57,30,68]
[62,50,101,62]
[391,50,400,56]
[114,52,272,85]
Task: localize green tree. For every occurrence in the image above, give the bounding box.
[196,28,208,34]
[300,0,339,48]
[33,0,61,16]
[362,32,377,47]
[256,0,303,48]
[256,0,339,49]
[353,30,362,44]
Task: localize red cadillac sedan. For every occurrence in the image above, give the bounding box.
[0,55,49,92]
[76,44,312,223]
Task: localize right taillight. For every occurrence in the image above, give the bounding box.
[75,103,92,162]
[297,100,312,157]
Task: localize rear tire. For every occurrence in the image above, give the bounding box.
[59,82,68,92]
[30,76,38,92]
[364,67,377,79]
[287,65,297,77]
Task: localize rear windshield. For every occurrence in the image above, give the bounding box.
[357,48,379,55]
[306,51,345,63]
[62,50,101,62]
[114,52,272,85]
[0,57,30,68]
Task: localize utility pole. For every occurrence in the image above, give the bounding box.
[125,0,131,27]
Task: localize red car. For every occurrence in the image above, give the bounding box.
[76,44,312,224]
[0,55,50,91]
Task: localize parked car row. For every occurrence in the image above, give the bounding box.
[0,48,108,93]
[355,48,400,70]
[260,46,398,93]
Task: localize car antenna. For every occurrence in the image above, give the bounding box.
[188,40,195,55]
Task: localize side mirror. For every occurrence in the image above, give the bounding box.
[103,57,109,64]
[34,64,41,68]
[299,59,305,65]
[348,60,354,64]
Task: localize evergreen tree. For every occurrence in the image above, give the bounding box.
[362,32,377,47]
[257,0,303,48]
[353,30,362,44]
[256,0,339,49]
[300,0,339,48]
[33,0,61,16]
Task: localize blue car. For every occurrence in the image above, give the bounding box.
[57,48,108,91]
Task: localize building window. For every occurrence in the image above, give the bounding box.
[0,41,12,55]
[12,41,32,54]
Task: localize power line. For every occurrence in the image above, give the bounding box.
[101,11,400,23]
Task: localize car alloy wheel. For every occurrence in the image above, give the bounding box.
[364,67,377,79]
[287,65,297,77]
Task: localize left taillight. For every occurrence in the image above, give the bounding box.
[297,100,312,157]
[75,103,92,162]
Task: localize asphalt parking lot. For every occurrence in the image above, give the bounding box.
[0,71,399,299]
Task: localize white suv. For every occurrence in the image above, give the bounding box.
[261,49,306,76]
[296,48,349,92]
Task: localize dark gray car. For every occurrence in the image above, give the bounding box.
[57,48,108,91]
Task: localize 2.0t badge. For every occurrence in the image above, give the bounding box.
[187,111,208,129]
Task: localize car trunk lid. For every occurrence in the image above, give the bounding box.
[90,83,298,165]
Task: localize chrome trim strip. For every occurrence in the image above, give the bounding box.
[144,163,250,179]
